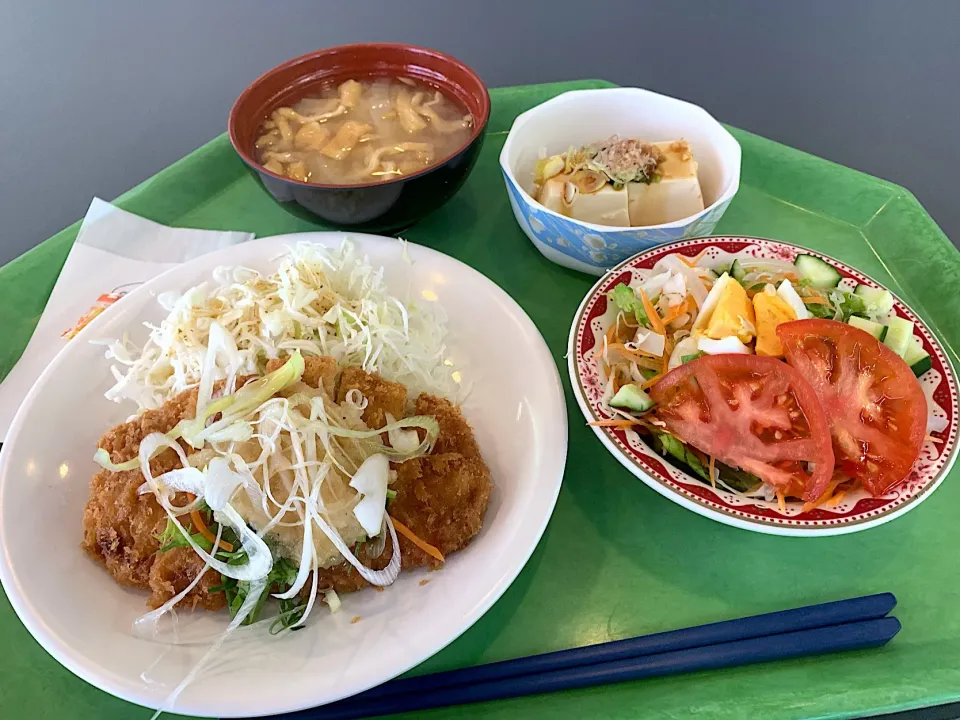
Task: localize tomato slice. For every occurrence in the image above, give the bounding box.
[777,319,926,496]
[650,354,835,501]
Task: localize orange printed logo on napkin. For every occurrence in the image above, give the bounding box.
[61,283,142,340]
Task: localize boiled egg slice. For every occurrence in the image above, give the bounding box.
[692,272,756,343]
[776,279,810,320]
[697,336,753,355]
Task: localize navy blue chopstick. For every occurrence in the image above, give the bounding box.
[254,593,898,720]
[299,617,900,720]
[356,592,896,703]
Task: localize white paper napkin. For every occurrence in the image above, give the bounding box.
[0,198,254,440]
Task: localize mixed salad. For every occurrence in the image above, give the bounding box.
[595,249,934,511]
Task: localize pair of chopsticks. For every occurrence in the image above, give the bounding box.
[264,593,900,720]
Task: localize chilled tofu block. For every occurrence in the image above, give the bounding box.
[536,175,568,215]
[627,141,704,226]
[569,184,630,226]
[537,177,630,226]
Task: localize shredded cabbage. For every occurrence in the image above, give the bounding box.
[102,239,460,412]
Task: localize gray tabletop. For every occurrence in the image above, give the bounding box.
[0,0,957,266]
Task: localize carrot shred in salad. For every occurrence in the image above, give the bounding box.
[639,289,665,336]
[640,375,662,390]
[589,418,645,428]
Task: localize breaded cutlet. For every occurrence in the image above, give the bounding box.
[266,355,338,396]
[310,452,492,593]
[337,366,407,429]
[390,451,491,564]
[82,384,226,609]
[84,361,491,610]
[313,396,492,591]
[414,394,483,460]
[82,374,265,610]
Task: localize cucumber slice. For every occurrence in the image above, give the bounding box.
[882,316,915,358]
[794,254,842,289]
[849,316,887,341]
[730,259,746,282]
[853,284,895,316]
[903,335,932,377]
[910,355,933,377]
[610,384,655,413]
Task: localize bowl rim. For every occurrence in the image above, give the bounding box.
[228,42,491,191]
[498,87,741,232]
[567,235,959,536]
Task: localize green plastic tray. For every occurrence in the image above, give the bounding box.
[2,79,959,720]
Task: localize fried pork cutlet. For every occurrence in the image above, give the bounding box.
[82,384,226,610]
[83,357,492,611]
[82,361,328,610]
[267,355,338,396]
[314,395,492,592]
[337,366,407,429]
[413,393,483,460]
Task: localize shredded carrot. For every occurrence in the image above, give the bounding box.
[800,476,848,513]
[390,516,445,563]
[606,346,662,371]
[825,491,847,507]
[776,492,786,513]
[190,509,234,552]
[604,323,619,346]
[608,342,659,359]
[641,374,662,390]
[801,485,834,513]
[679,250,707,268]
[803,297,831,305]
[636,356,664,371]
[639,289,666,336]
[708,455,716,489]
[589,418,644,427]
[662,296,694,325]
[926,434,944,444]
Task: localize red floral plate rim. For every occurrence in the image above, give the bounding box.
[567,236,959,536]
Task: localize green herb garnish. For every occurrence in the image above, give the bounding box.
[609,283,649,326]
[154,518,213,553]
[837,292,867,321]
[212,555,303,627]
[807,302,835,319]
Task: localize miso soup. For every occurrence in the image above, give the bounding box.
[254,77,474,185]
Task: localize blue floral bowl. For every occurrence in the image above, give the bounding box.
[499,88,741,275]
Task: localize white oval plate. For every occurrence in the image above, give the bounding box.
[568,236,958,536]
[0,233,568,717]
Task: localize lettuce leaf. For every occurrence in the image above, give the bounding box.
[609,284,648,326]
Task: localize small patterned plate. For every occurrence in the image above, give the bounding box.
[568,236,959,536]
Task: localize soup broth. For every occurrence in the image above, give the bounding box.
[254,77,473,185]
